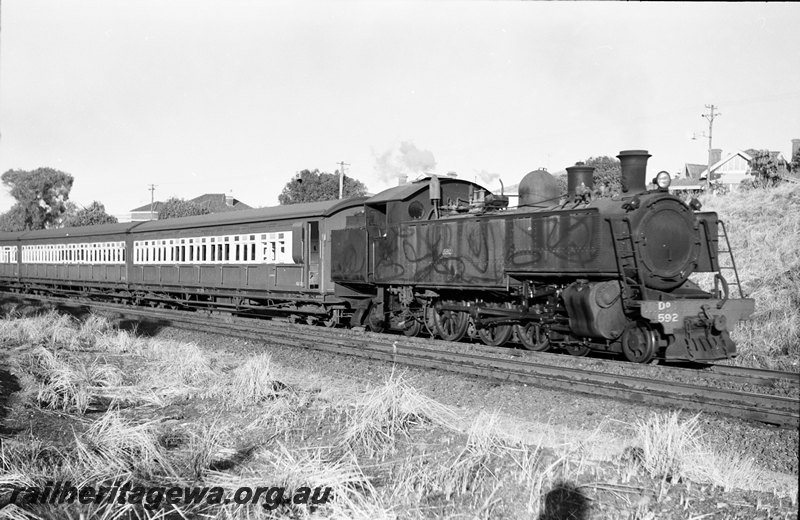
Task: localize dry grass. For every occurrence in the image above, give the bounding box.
[94,328,150,354]
[183,421,236,481]
[206,445,387,519]
[629,411,797,504]
[17,347,123,414]
[341,369,458,457]
[697,183,800,370]
[2,312,796,518]
[0,311,72,348]
[72,408,176,484]
[0,437,66,496]
[633,411,701,484]
[0,504,44,520]
[387,411,555,517]
[210,354,288,409]
[137,340,218,389]
[0,311,116,352]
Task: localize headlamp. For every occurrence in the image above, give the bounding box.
[655,171,671,190]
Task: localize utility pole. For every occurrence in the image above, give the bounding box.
[337,161,350,199]
[702,104,721,191]
[148,184,157,220]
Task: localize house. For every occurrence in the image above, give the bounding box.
[671,139,799,194]
[701,150,758,191]
[129,193,252,222]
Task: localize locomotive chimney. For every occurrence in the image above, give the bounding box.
[566,162,595,198]
[617,150,651,195]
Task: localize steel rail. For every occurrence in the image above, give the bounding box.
[149,312,800,428]
[3,293,798,428]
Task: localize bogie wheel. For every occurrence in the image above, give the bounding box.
[514,323,551,351]
[367,304,385,333]
[434,309,469,342]
[478,324,513,346]
[621,324,657,363]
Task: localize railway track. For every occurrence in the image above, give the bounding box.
[3,293,799,429]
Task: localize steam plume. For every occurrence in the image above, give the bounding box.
[373,141,437,184]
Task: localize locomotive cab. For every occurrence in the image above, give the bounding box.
[331,176,489,288]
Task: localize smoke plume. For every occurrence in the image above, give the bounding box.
[373,141,437,184]
[475,169,501,186]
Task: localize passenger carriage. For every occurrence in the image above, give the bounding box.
[0,198,366,323]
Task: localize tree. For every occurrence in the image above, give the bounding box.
[746,149,783,188]
[584,156,622,198]
[157,197,211,219]
[0,168,74,231]
[62,201,118,227]
[279,169,368,205]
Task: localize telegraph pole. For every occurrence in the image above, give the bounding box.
[702,104,721,191]
[337,161,350,199]
[148,184,157,220]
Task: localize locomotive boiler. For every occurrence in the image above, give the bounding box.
[331,150,754,363]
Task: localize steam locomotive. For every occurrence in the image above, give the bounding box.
[330,150,754,363]
[0,150,753,363]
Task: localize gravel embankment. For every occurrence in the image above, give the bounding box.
[153,324,799,477]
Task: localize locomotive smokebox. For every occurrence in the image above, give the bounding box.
[566,163,595,197]
[617,150,651,195]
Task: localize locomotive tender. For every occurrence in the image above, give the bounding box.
[0,150,754,363]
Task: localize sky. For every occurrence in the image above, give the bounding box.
[1,1,798,219]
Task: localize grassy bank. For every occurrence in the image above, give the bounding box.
[697,183,800,371]
[0,312,796,519]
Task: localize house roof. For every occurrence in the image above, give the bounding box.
[700,150,753,179]
[189,194,252,212]
[130,194,252,213]
[683,164,706,180]
[130,201,165,213]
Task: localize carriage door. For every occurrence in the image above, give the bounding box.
[308,221,321,290]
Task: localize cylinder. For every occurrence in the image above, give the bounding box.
[566,163,595,197]
[617,150,651,195]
